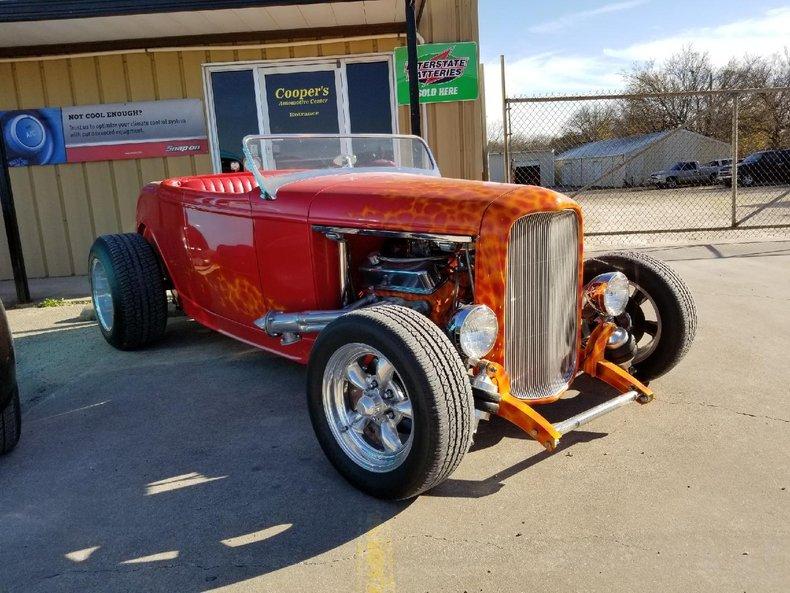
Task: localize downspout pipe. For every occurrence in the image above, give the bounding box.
[405,0,422,138]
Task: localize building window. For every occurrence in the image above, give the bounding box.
[209,70,258,173]
[347,61,393,134]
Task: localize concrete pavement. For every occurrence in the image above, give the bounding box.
[0,241,788,593]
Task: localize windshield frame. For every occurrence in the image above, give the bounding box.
[241,133,440,199]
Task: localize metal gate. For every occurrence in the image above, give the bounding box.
[501,84,790,241]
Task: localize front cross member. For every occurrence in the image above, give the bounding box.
[496,322,653,451]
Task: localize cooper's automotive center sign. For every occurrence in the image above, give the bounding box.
[0,98,207,166]
[264,70,339,133]
[394,42,479,105]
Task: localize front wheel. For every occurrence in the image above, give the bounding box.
[584,251,697,381]
[307,305,474,499]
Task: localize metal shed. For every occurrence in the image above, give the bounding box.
[555,128,731,188]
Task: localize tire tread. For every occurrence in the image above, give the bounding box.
[90,233,167,349]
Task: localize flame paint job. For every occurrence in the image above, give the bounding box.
[138,170,582,366]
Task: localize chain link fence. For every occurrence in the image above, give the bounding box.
[492,87,790,244]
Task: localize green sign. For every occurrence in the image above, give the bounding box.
[394,42,479,105]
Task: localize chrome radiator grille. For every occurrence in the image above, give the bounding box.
[505,211,580,399]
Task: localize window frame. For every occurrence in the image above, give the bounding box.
[202,53,402,174]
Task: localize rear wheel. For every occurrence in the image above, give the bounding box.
[1,386,21,454]
[584,251,696,381]
[307,305,474,499]
[88,233,168,350]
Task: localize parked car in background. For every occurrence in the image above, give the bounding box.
[650,160,721,188]
[0,298,21,454]
[88,133,696,499]
[716,160,739,184]
[722,149,790,187]
[703,158,732,176]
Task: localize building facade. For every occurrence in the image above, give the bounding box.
[0,0,484,280]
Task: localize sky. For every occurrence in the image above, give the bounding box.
[478,0,790,125]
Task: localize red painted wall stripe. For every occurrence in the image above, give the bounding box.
[66,138,208,163]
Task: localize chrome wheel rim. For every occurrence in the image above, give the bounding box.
[322,343,414,473]
[628,282,661,364]
[90,258,114,332]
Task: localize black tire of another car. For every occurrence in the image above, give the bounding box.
[666,177,678,189]
[88,233,168,350]
[306,305,474,499]
[1,386,21,454]
[584,251,697,381]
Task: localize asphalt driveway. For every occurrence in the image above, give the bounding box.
[1,241,788,593]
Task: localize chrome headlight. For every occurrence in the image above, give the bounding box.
[584,271,630,316]
[448,305,498,359]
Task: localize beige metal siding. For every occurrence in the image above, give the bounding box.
[0,2,483,280]
[419,0,485,183]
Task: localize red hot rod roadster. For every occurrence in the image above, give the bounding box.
[89,134,696,499]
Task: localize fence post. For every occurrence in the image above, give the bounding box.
[500,55,510,183]
[730,92,739,227]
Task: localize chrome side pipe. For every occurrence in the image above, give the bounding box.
[256,295,379,344]
[255,310,345,336]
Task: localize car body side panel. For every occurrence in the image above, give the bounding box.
[137,181,316,363]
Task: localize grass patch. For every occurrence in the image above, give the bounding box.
[37,297,68,308]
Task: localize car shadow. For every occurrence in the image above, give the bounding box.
[1,317,410,592]
[1,317,630,591]
[428,375,615,499]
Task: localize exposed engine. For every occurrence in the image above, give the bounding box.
[360,239,454,295]
[352,238,474,325]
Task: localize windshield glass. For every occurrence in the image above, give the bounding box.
[242,134,439,197]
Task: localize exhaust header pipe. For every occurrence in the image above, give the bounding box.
[255,294,380,344]
[255,310,346,337]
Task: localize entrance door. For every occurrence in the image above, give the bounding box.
[258,64,345,169]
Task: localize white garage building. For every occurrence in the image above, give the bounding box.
[487,150,555,186]
[555,128,731,188]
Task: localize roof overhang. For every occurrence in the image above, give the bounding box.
[0,0,427,59]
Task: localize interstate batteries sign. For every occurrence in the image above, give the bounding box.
[394,42,479,105]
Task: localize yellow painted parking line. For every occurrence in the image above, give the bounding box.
[356,520,395,593]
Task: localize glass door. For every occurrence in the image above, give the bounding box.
[257,64,345,170]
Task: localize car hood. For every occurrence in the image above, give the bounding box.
[279,171,574,236]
